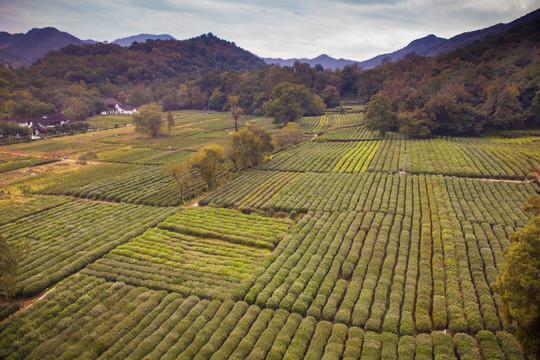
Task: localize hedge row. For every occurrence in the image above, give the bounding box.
[0,198,178,296]
[202,171,538,228]
[0,195,73,226]
[260,142,375,173]
[37,163,196,207]
[96,147,192,165]
[0,156,59,174]
[0,274,523,359]
[242,199,521,333]
[314,125,403,142]
[261,135,539,179]
[82,227,270,300]
[158,207,294,249]
[297,113,364,134]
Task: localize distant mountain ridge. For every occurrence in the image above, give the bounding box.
[0,27,85,66]
[265,8,540,69]
[263,34,446,70]
[112,34,176,47]
[264,54,361,69]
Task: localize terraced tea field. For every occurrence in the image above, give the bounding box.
[0,112,538,359]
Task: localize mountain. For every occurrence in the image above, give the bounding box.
[423,8,540,57]
[112,34,176,47]
[0,27,85,66]
[264,35,446,70]
[355,34,446,69]
[264,54,360,69]
[266,8,540,70]
[30,33,266,84]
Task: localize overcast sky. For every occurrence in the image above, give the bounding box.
[0,0,538,60]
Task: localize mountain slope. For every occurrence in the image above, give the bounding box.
[356,34,446,69]
[30,33,266,84]
[424,8,540,56]
[0,27,85,66]
[112,34,176,47]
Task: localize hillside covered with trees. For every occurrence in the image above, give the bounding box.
[0,14,538,135]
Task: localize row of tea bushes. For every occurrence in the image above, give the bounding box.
[314,125,403,142]
[0,198,178,296]
[243,203,517,334]
[0,155,59,174]
[37,164,191,206]
[0,274,522,359]
[297,113,363,134]
[82,226,271,300]
[202,171,538,228]
[262,136,539,179]
[36,163,138,194]
[260,142,379,173]
[96,147,192,165]
[0,196,73,226]
[364,138,539,180]
[157,207,294,249]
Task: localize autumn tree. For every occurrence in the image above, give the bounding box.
[226,123,273,171]
[228,95,243,132]
[167,111,174,136]
[189,144,226,190]
[365,93,397,136]
[494,195,540,359]
[263,82,325,127]
[190,86,207,109]
[273,122,304,150]
[322,85,341,108]
[132,102,163,137]
[397,108,435,138]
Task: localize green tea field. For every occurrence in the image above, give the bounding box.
[0,111,538,359]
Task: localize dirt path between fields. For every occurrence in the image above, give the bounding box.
[0,283,59,324]
[182,195,204,208]
[465,177,534,183]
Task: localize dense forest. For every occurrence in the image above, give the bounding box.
[0,16,538,135]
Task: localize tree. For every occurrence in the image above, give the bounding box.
[132,102,163,137]
[263,82,325,127]
[208,91,227,111]
[164,162,192,202]
[228,95,243,132]
[365,93,397,136]
[273,122,304,150]
[167,111,174,136]
[189,144,226,190]
[0,121,32,139]
[397,109,435,139]
[494,195,540,359]
[0,235,26,298]
[190,86,207,109]
[225,123,274,170]
[322,85,341,108]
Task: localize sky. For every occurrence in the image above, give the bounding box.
[0,0,538,61]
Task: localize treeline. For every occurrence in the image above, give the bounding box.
[1,16,539,135]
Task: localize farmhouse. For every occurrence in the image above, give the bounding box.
[101,97,139,115]
[5,113,70,139]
